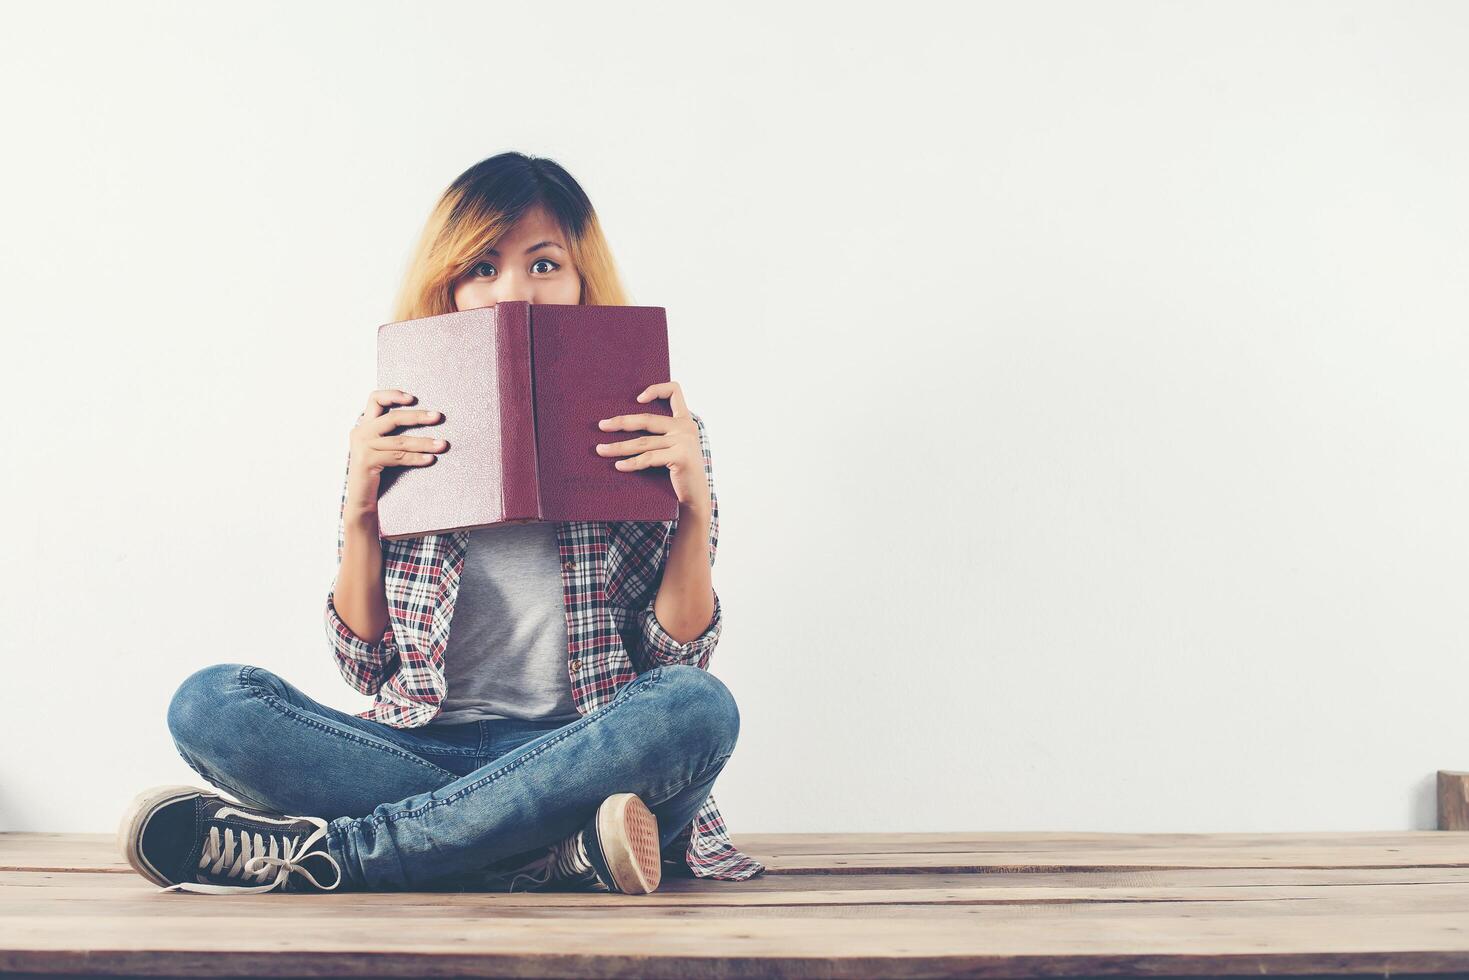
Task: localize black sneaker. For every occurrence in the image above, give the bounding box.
[117,784,344,894]
[490,792,662,894]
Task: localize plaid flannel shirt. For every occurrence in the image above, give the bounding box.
[323,411,764,882]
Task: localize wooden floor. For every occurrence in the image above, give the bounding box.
[4,830,1469,978]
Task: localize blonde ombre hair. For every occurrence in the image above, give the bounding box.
[391,152,629,321]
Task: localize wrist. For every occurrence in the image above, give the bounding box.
[678,498,712,522]
[343,505,381,533]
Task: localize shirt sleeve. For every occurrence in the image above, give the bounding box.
[638,585,724,671]
[635,411,724,671]
[323,437,398,695]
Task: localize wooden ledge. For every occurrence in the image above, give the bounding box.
[5,830,1469,977]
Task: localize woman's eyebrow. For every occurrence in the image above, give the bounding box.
[485,241,565,256]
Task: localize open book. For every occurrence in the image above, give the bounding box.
[374,301,679,540]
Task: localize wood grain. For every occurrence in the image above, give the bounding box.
[1439,770,1469,831]
[6,831,1469,977]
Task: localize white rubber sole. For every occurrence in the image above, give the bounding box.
[595,792,662,894]
[116,784,214,888]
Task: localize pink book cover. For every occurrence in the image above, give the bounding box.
[373,301,678,540]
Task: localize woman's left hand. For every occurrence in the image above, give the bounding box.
[595,380,712,511]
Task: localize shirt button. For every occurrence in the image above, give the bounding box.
[562,560,576,571]
[570,659,582,671]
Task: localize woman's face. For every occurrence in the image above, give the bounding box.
[452,205,582,310]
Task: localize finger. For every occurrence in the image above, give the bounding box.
[364,389,417,420]
[635,380,672,404]
[665,383,689,418]
[597,412,674,433]
[371,407,443,435]
[595,435,670,457]
[635,381,690,419]
[612,448,675,471]
[372,434,449,453]
[363,446,440,468]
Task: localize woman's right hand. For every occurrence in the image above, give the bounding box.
[346,389,449,513]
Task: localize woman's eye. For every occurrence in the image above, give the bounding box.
[468,259,558,278]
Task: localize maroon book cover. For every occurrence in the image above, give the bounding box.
[374,301,678,540]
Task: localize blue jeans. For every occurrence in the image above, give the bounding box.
[164,662,740,891]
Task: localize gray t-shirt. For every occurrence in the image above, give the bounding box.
[429,521,581,725]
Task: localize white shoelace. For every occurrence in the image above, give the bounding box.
[504,833,595,892]
[161,813,344,895]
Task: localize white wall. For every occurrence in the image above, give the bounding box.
[2,0,1466,835]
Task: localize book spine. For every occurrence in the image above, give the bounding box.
[495,301,541,521]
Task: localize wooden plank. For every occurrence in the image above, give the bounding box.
[6,833,1469,977]
[1440,771,1469,831]
[14,865,1469,893]
[10,877,1469,917]
[3,912,1469,978]
[10,831,1469,874]
[751,830,1469,850]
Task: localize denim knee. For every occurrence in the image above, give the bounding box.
[654,664,740,759]
[166,662,249,750]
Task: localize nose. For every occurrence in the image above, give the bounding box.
[492,270,534,305]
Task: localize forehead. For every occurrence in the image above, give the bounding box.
[498,204,563,243]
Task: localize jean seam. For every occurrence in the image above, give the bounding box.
[171,738,275,810]
[239,684,461,782]
[690,752,734,788]
[371,671,665,827]
[649,751,733,807]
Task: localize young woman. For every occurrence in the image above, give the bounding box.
[116,151,765,895]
